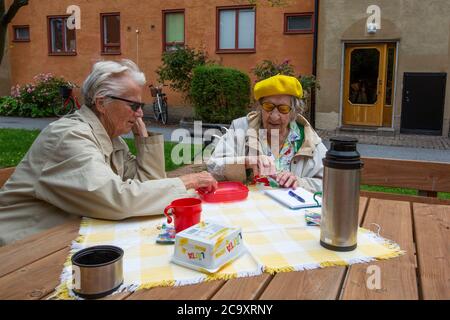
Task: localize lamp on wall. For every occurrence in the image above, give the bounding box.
[367,22,378,34]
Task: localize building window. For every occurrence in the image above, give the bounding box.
[217,6,255,53]
[101,13,121,54]
[13,25,30,42]
[163,10,185,52]
[48,16,76,55]
[284,13,314,34]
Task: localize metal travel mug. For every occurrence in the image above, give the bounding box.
[320,137,364,251]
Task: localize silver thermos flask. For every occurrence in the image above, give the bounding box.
[320,137,364,252]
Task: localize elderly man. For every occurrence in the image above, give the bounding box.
[207,74,327,192]
[0,59,217,246]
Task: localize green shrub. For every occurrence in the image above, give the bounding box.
[190,65,251,124]
[156,46,212,103]
[3,73,75,117]
[252,59,320,94]
[0,96,20,116]
[252,59,295,82]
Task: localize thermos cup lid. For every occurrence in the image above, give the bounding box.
[71,245,124,299]
[323,136,364,170]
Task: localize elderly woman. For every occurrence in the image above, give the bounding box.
[0,60,217,246]
[207,74,327,192]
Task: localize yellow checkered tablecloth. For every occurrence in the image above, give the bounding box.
[52,187,403,299]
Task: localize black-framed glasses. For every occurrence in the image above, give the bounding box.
[106,95,145,112]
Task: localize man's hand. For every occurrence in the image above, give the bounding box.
[245,155,276,176]
[275,171,299,189]
[179,171,218,192]
[132,117,148,137]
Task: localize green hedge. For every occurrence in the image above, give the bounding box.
[190,65,250,124]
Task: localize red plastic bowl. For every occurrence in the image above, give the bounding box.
[197,182,249,203]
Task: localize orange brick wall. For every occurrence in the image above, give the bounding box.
[7,0,314,106]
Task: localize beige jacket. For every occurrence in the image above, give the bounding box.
[0,106,189,246]
[207,111,327,193]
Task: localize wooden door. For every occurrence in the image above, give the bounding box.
[343,44,387,126]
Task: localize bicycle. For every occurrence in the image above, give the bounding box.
[149,84,168,125]
[53,84,81,117]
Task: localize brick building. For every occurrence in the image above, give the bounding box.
[4,0,317,107]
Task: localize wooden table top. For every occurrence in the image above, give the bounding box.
[0,193,449,300]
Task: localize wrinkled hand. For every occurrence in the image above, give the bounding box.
[245,155,276,176]
[132,117,148,137]
[275,171,299,189]
[179,171,218,192]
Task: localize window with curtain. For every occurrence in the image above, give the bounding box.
[48,16,76,55]
[101,13,121,54]
[13,26,30,42]
[218,7,255,52]
[164,10,184,52]
[284,13,314,34]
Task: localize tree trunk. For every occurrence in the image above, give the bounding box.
[0,26,6,66]
[0,0,6,66]
[0,0,29,65]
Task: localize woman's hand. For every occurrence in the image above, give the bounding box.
[179,171,218,192]
[275,171,299,189]
[132,117,148,137]
[245,155,276,176]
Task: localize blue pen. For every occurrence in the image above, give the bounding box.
[288,190,305,203]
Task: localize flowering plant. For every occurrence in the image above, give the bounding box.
[1,73,76,117]
[252,59,320,94]
[252,59,295,82]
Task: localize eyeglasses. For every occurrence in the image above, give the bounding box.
[261,102,292,114]
[106,95,145,112]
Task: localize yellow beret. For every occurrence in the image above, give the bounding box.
[254,74,303,101]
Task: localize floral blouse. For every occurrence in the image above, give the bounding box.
[261,121,305,172]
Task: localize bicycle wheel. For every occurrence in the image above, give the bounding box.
[153,98,161,121]
[160,98,168,125]
[53,97,74,117]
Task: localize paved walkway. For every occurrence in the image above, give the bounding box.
[1,116,449,162]
[317,129,450,150]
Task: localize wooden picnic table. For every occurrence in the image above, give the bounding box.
[0,192,448,300]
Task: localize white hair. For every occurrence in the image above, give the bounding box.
[82,59,146,108]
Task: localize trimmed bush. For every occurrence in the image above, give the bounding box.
[190,65,250,124]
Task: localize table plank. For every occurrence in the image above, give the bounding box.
[0,247,70,300]
[211,274,272,300]
[260,267,346,300]
[258,197,368,300]
[341,198,418,300]
[0,219,80,277]
[413,203,450,299]
[125,281,225,300]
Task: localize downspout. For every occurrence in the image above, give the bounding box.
[311,0,319,129]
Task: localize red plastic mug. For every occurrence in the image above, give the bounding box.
[163,198,202,233]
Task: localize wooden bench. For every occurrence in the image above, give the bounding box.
[0,167,15,189]
[361,157,450,200]
[1,157,449,200]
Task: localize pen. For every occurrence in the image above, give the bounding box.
[288,190,305,203]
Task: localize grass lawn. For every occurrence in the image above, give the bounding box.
[1,128,449,200]
[0,128,193,172]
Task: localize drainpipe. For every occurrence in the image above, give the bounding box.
[311,0,319,129]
